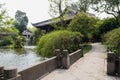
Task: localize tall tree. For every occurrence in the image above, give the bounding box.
[91,0,120,26]
[48,0,70,27]
[14,10,28,34]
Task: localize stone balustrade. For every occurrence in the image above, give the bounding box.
[0,48,83,80]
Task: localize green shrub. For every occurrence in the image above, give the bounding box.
[0,36,13,46]
[13,36,25,48]
[68,12,98,42]
[36,30,83,57]
[104,28,120,57]
[99,18,118,35]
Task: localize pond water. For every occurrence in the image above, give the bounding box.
[0,46,42,71]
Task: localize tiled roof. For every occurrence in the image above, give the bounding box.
[32,18,57,27]
[32,4,78,28]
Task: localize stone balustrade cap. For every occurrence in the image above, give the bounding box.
[0,66,4,68]
[4,66,17,70]
[108,51,114,54]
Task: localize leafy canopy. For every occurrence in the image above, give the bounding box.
[36,30,83,57]
[68,12,97,41]
[99,18,118,35]
[14,10,28,34]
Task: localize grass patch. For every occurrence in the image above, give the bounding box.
[83,44,92,54]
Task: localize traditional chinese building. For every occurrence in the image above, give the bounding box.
[32,4,78,32]
[32,4,96,32]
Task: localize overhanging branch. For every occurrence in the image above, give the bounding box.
[104,10,117,18]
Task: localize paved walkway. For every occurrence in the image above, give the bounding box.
[41,43,120,80]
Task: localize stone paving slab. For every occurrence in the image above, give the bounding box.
[41,43,120,80]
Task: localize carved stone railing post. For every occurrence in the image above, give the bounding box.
[79,44,83,57]
[55,49,62,68]
[62,50,70,69]
[4,67,21,80]
[115,57,120,76]
[107,52,116,75]
[118,58,120,76]
[0,66,4,80]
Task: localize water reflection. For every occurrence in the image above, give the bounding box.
[0,46,41,71]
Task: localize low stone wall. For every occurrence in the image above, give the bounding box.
[18,57,57,80]
[0,49,83,80]
[69,49,83,65]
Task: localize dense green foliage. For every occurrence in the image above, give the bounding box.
[30,29,46,45]
[104,28,120,57]
[99,18,117,34]
[14,10,28,34]
[99,18,118,35]
[0,36,13,46]
[0,35,25,48]
[36,30,83,57]
[91,20,103,42]
[12,36,25,48]
[68,12,98,42]
[0,3,27,48]
[0,26,24,48]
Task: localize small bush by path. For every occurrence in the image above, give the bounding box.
[36,30,83,57]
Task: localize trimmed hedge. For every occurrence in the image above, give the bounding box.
[104,28,120,57]
[36,30,83,57]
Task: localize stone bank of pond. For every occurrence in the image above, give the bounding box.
[0,46,42,71]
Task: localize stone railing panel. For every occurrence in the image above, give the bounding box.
[1,48,83,80]
[69,49,83,65]
[18,57,57,80]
